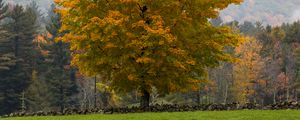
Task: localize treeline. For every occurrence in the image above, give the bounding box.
[0,0,300,116]
[0,1,123,115]
[202,19,300,105]
[0,1,78,115]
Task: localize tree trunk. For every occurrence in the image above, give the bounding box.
[21,91,26,112]
[94,76,97,108]
[60,85,64,113]
[197,91,201,105]
[286,87,289,102]
[224,84,228,104]
[296,90,298,101]
[273,90,276,104]
[140,88,150,109]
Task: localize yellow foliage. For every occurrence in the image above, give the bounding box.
[104,42,117,49]
[136,57,155,64]
[127,74,136,81]
[233,37,264,103]
[186,59,196,66]
[55,0,244,94]
[169,48,186,56]
[174,61,187,70]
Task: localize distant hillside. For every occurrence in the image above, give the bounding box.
[7,0,300,25]
[221,0,300,25]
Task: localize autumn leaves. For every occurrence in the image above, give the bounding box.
[54,0,244,107]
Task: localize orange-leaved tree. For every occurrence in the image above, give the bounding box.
[54,0,244,107]
[233,37,264,103]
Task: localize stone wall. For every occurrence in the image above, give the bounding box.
[1,101,300,118]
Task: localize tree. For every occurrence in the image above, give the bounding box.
[0,3,39,114]
[43,4,78,112]
[55,0,244,108]
[0,0,10,70]
[239,21,256,36]
[293,47,300,100]
[19,1,54,112]
[0,0,14,115]
[233,37,264,103]
[255,25,287,104]
[0,30,15,71]
[0,53,16,71]
[0,0,7,20]
[25,70,51,112]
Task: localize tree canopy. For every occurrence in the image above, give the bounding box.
[54,0,244,107]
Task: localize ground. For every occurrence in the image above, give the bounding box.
[1,110,300,120]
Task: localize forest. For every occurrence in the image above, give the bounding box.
[0,0,300,117]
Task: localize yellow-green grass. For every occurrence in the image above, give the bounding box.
[1,110,300,120]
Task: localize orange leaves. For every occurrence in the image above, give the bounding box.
[90,33,101,41]
[162,32,176,43]
[132,20,145,28]
[136,57,155,64]
[59,33,86,42]
[186,59,196,65]
[90,17,101,23]
[104,10,129,26]
[54,0,79,8]
[174,61,187,70]
[169,48,186,56]
[233,37,264,103]
[132,15,176,44]
[234,37,263,70]
[53,0,62,4]
[133,18,166,35]
[33,35,47,44]
[46,32,53,39]
[119,0,137,3]
[127,74,137,81]
[104,42,117,49]
[63,0,79,8]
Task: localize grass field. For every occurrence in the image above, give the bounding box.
[1,110,300,120]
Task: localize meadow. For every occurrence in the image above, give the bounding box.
[1,110,300,120]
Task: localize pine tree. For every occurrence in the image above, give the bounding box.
[0,3,39,114]
[22,1,53,112]
[43,4,78,112]
[0,0,7,20]
[0,0,10,70]
[0,0,18,115]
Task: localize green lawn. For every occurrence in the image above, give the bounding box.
[1,110,300,120]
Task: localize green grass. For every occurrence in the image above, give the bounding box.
[1,110,300,120]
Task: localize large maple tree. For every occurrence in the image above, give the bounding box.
[54,0,244,107]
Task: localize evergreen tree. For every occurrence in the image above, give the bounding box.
[0,0,10,70]
[44,4,78,112]
[0,3,39,114]
[23,1,51,112]
[239,21,256,36]
[0,0,7,20]
[0,0,17,115]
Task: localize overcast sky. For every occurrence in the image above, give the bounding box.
[8,0,300,25]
